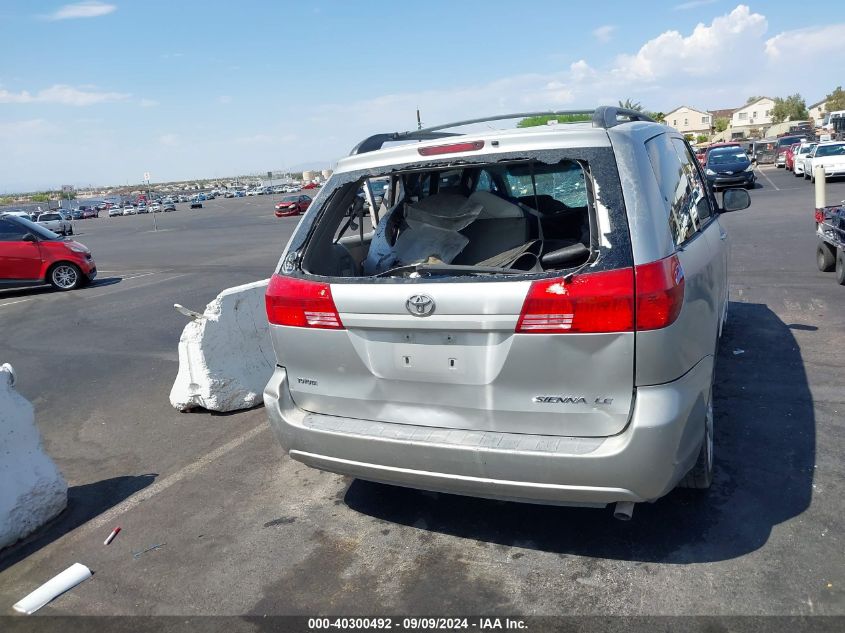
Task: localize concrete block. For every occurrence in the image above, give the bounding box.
[169,279,274,412]
[1,363,68,550]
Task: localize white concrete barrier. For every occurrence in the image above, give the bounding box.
[169,279,275,412]
[1,363,68,550]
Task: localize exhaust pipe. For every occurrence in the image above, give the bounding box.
[613,501,635,521]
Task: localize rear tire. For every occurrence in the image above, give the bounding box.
[836,248,845,285]
[68,226,74,236]
[817,242,836,272]
[678,385,714,489]
[48,263,83,291]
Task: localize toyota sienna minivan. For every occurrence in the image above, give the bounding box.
[263,107,750,519]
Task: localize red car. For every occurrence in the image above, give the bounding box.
[0,214,97,290]
[301,182,319,190]
[784,143,801,171]
[274,195,312,217]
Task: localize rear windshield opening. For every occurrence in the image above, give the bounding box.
[302,159,596,279]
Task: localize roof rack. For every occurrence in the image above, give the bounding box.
[349,106,656,155]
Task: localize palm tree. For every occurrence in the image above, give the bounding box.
[618,99,644,112]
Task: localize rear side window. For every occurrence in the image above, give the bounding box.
[0,219,29,241]
[670,138,712,224]
[645,134,709,245]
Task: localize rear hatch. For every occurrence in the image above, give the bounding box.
[266,145,676,438]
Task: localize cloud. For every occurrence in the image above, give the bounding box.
[764,23,845,61]
[673,0,717,10]
[157,134,179,147]
[592,25,616,43]
[0,84,130,106]
[611,4,766,81]
[217,95,233,104]
[139,98,159,108]
[44,1,116,20]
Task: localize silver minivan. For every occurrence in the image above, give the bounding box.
[263,107,750,518]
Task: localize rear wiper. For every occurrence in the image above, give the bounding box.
[375,263,525,277]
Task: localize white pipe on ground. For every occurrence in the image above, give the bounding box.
[815,165,826,209]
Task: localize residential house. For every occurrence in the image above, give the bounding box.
[729,97,775,137]
[808,99,827,125]
[663,106,712,136]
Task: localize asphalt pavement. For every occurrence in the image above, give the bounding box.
[0,172,843,618]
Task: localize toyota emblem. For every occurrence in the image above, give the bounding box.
[406,294,435,317]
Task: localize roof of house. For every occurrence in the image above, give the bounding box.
[709,108,737,120]
[664,105,710,117]
[809,98,827,109]
[734,97,774,111]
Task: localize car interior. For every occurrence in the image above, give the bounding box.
[302,159,596,278]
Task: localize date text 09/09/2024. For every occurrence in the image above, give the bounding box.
[307,617,528,630]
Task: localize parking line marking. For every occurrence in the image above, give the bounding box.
[0,298,32,308]
[758,168,780,191]
[82,423,269,533]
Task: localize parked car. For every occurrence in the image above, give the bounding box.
[224,191,235,198]
[803,142,845,182]
[775,134,808,167]
[36,212,73,236]
[122,206,136,216]
[234,190,246,197]
[793,142,818,177]
[1,210,31,220]
[703,142,741,166]
[752,138,778,164]
[274,194,312,217]
[190,199,203,209]
[163,202,176,212]
[108,206,123,217]
[150,203,162,213]
[704,147,755,189]
[262,106,751,519]
[0,214,96,290]
[784,143,800,171]
[301,182,319,190]
[136,204,149,214]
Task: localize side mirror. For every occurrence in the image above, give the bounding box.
[22,233,37,243]
[721,188,751,213]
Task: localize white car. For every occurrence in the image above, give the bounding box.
[122,206,136,216]
[804,142,845,182]
[246,189,260,196]
[108,206,123,217]
[149,203,162,213]
[793,143,817,177]
[36,212,73,236]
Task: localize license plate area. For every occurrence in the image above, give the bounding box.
[347,328,514,385]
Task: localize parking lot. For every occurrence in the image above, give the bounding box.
[1,169,844,617]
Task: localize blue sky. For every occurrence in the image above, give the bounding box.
[1,0,843,192]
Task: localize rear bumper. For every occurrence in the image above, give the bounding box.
[263,356,713,507]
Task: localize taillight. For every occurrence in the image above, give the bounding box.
[418,141,484,156]
[515,268,635,334]
[265,274,344,329]
[514,255,684,334]
[634,254,685,331]
[814,209,824,223]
